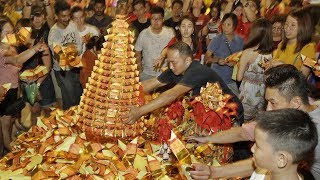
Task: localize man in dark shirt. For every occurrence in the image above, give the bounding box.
[131,0,150,34]
[125,42,243,124]
[86,0,112,35]
[164,0,183,33]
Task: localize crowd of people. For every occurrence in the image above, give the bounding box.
[0,0,320,179]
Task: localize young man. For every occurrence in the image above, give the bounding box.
[134,6,175,81]
[85,0,112,35]
[251,109,318,180]
[48,1,83,110]
[131,0,150,34]
[164,0,183,33]
[125,42,243,126]
[188,64,320,179]
[71,6,99,55]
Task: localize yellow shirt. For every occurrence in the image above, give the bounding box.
[273,42,316,69]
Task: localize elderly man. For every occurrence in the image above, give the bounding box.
[125,42,243,125]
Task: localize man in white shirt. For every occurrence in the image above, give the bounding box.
[71,6,100,56]
[48,1,83,110]
[135,6,175,81]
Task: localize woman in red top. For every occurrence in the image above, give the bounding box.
[154,16,202,69]
[80,36,104,88]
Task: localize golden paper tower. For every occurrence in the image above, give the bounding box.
[77,15,145,139]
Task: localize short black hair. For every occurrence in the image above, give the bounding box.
[255,109,318,164]
[71,6,83,15]
[94,0,106,5]
[265,64,309,104]
[54,0,71,15]
[221,13,238,30]
[172,0,183,7]
[150,6,164,17]
[168,41,193,59]
[133,0,145,7]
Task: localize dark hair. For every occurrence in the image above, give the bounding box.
[281,9,313,53]
[54,0,71,15]
[270,14,286,25]
[172,0,183,8]
[255,109,318,164]
[94,0,106,6]
[85,36,104,50]
[150,6,164,17]
[245,18,273,54]
[290,0,303,7]
[71,6,83,15]
[302,5,320,32]
[221,13,238,31]
[16,18,32,28]
[168,41,193,59]
[209,2,221,19]
[265,64,309,104]
[133,0,145,8]
[231,1,243,13]
[176,15,198,54]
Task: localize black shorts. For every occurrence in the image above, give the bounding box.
[0,88,18,116]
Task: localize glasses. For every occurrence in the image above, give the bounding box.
[272,26,283,32]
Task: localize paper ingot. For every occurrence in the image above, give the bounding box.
[225,51,243,65]
[301,54,317,68]
[2,34,18,46]
[194,144,212,158]
[169,131,191,165]
[20,65,48,82]
[147,155,163,177]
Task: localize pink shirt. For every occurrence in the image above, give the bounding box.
[241,121,257,141]
[0,49,20,88]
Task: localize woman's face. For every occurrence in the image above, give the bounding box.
[222,17,234,35]
[272,22,283,39]
[1,22,13,41]
[180,19,194,38]
[210,7,219,19]
[284,15,298,40]
[233,6,243,17]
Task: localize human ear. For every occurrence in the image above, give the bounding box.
[290,96,302,109]
[277,151,291,168]
[185,57,192,66]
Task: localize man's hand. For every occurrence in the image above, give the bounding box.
[185,136,209,144]
[189,163,213,180]
[123,106,142,124]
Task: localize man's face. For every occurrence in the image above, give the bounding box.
[32,14,45,29]
[133,3,145,18]
[167,49,190,75]
[251,127,277,170]
[72,11,85,27]
[151,13,164,31]
[171,3,182,19]
[57,10,71,28]
[222,17,235,35]
[265,87,294,111]
[94,3,105,16]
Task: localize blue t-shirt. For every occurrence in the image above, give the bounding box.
[207,33,244,84]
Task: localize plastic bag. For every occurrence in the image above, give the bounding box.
[24,82,40,105]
